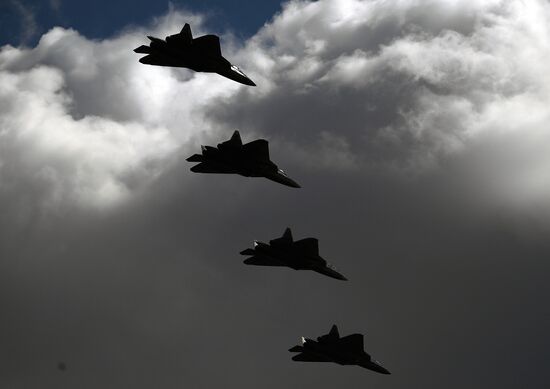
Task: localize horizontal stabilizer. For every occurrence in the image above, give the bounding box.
[147,35,163,43]
[186,154,204,162]
[134,45,151,54]
[288,345,303,352]
[240,248,256,256]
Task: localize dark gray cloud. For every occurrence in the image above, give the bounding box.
[1,1,550,388]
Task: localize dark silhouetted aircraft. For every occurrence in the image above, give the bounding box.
[289,325,390,374]
[240,228,346,280]
[186,131,300,188]
[134,23,256,86]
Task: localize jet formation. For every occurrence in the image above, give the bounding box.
[134,23,256,86]
[186,131,300,188]
[240,228,347,280]
[136,23,391,378]
[289,325,390,374]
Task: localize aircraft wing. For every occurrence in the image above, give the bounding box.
[293,238,319,256]
[242,139,270,161]
[292,353,331,362]
[193,35,222,57]
[337,334,364,353]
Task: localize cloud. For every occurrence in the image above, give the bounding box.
[1,0,549,227]
[213,0,550,226]
[0,14,233,220]
[1,1,550,388]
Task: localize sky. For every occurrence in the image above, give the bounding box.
[1,0,550,388]
[0,0,282,46]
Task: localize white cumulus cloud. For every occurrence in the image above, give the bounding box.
[1,0,550,229]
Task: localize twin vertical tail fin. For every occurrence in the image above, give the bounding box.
[181,23,193,44]
[329,325,339,338]
[282,227,293,242]
[269,227,293,247]
[229,130,242,145]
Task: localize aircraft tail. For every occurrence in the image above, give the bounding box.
[230,130,242,144]
[134,45,151,54]
[186,154,204,162]
[147,36,164,43]
[181,23,193,44]
[282,228,293,242]
[268,227,293,248]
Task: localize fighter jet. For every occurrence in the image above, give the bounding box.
[240,228,347,280]
[186,131,300,188]
[134,23,256,86]
[289,325,390,375]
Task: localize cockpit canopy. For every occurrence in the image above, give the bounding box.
[231,64,248,77]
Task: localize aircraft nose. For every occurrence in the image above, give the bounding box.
[241,77,256,86]
[228,65,256,86]
[283,177,301,188]
[266,171,301,188]
[369,361,391,375]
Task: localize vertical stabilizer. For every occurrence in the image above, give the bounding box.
[282,227,293,242]
[181,23,193,43]
[230,130,242,145]
[329,325,340,338]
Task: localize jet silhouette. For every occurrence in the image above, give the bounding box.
[134,23,256,86]
[289,325,390,374]
[186,131,300,188]
[240,228,347,280]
